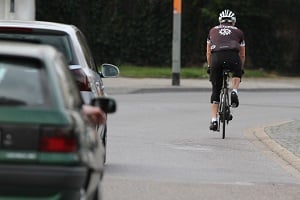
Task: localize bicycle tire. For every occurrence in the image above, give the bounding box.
[222,90,227,139]
[218,69,232,139]
[219,91,226,139]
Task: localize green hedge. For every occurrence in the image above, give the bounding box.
[36,0,300,74]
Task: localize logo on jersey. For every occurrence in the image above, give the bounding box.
[219,28,231,36]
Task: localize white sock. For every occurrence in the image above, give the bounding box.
[212,118,217,122]
[232,89,238,94]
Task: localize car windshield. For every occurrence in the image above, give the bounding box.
[0,32,75,65]
[0,57,50,106]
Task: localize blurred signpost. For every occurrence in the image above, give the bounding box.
[172,0,181,86]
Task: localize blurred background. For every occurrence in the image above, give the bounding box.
[6,0,300,75]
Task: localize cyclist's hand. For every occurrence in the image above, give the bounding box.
[207,67,210,74]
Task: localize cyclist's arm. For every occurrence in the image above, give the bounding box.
[239,46,245,69]
[206,43,211,66]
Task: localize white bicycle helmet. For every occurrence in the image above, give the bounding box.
[219,9,236,24]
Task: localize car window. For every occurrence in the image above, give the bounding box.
[53,54,83,109]
[0,57,50,106]
[0,32,76,65]
[76,30,97,71]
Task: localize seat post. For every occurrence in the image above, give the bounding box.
[223,70,229,89]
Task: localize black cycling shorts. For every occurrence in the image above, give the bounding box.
[209,50,242,104]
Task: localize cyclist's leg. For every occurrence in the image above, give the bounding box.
[209,53,222,130]
[227,51,243,107]
[210,85,221,131]
[210,80,222,119]
[232,77,241,90]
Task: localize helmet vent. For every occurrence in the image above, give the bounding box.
[219,9,236,24]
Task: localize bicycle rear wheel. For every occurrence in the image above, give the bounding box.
[219,92,226,139]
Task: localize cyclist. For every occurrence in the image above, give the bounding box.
[206,9,246,131]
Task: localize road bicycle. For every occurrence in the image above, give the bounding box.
[217,69,233,139]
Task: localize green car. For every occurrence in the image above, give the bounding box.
[0,42,116,200]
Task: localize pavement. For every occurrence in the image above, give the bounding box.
[103,77,300,176]
[103,77,300,94]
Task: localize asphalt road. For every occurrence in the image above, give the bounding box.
[101,90,300,200]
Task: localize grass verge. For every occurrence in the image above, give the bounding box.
[118,65,274,79]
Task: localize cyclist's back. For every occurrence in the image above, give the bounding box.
[208,24,244,53]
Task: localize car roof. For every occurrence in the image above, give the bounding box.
[0,40,59,62]
[0,20,79,33]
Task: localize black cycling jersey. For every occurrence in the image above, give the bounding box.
[207,23,245,52]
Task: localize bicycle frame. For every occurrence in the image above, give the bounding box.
[218,69,231,139]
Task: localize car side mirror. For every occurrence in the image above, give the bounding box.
[99,63,119,78]
[90,97,117,113]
